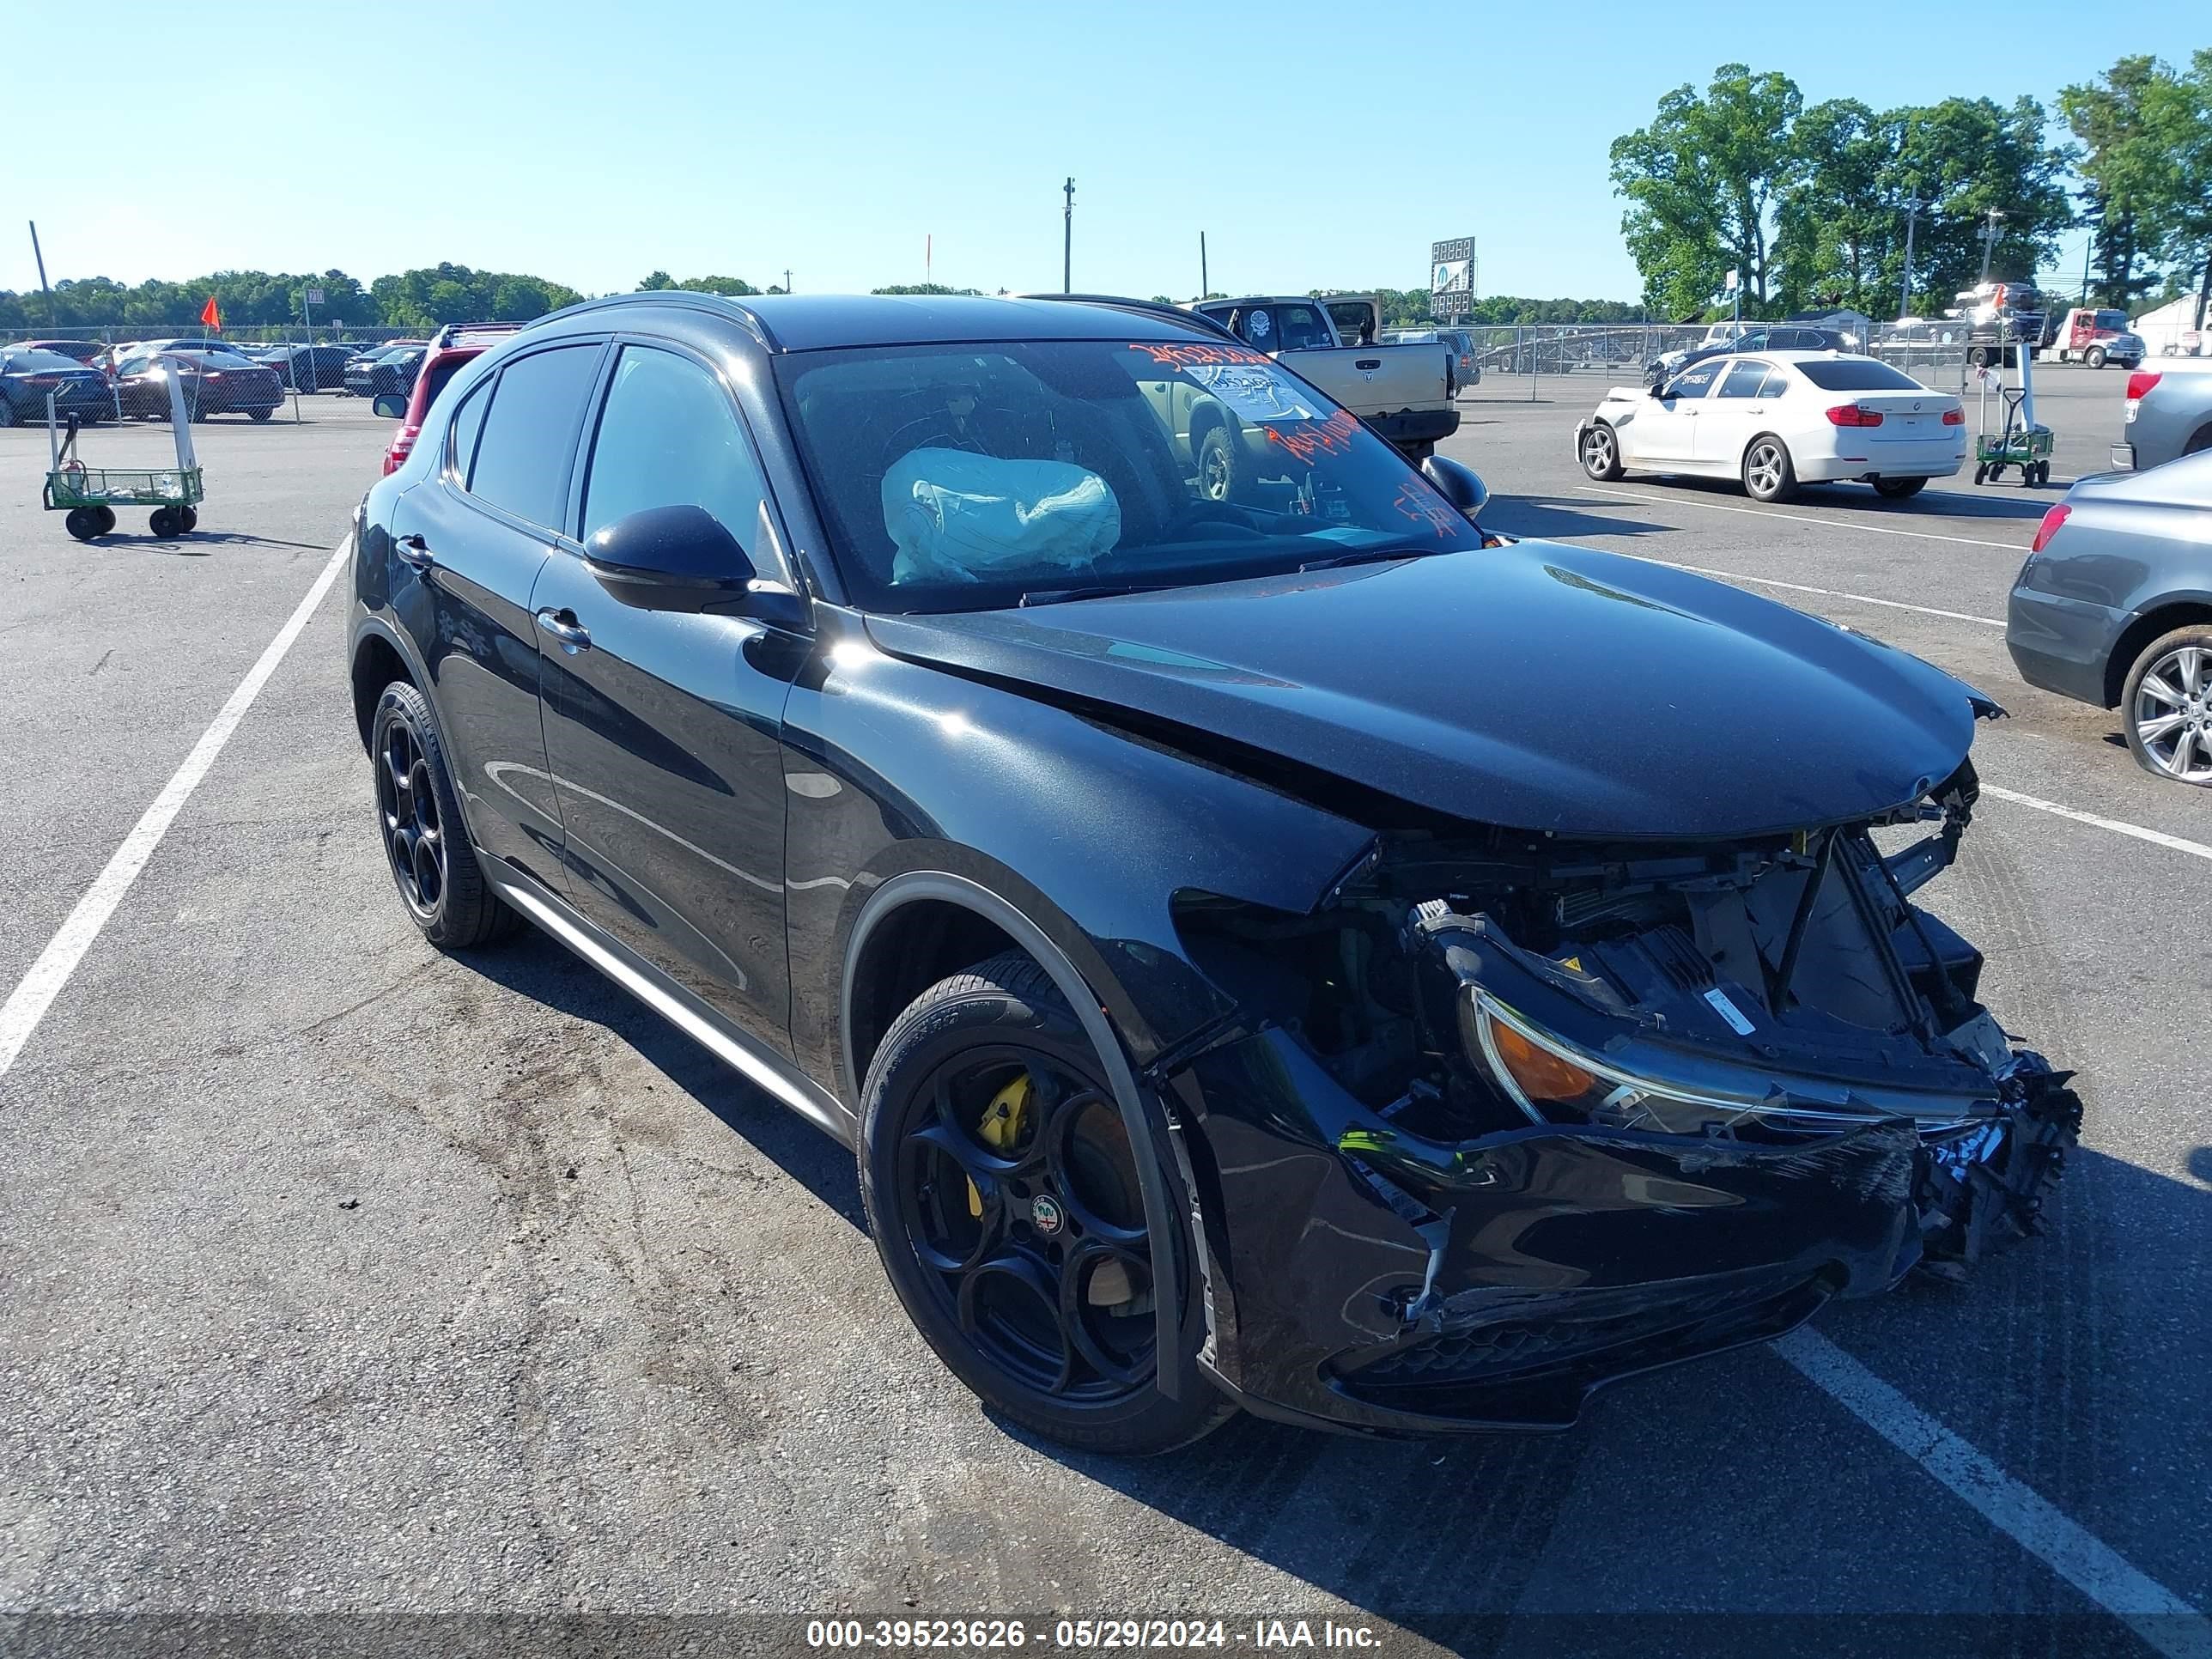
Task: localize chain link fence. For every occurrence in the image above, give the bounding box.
[0,325,426,426]
[1445,321,1972,404]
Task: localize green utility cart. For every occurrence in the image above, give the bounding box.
[40,369,206,541]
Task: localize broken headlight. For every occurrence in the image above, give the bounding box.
[1462,990,1979,1138]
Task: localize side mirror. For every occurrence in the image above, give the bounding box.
[1421,454,1489,520]
[370,392,407,419]
[585,504,805,625]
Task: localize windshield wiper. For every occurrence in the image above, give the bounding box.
[1018,582,1173,606]
[1295,544,1453,574]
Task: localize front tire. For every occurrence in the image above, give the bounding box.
[1742,434,1797,502]
[2086,346,2107,369]
[2122,628,2212,787]
[1580,422,1626,481]
[1873,476,1927,500]
[857,951,1232,1456]
[369,682,523,949]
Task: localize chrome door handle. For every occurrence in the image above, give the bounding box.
[535,608,591,649]
[394,533,434,570]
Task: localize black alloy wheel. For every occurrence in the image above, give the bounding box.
[368,682,520,949]
[378,710,446,921]
[859,951,1231,1455]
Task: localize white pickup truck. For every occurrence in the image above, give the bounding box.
[1186,294,1461,462]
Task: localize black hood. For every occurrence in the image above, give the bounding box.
[861,543,1985,839]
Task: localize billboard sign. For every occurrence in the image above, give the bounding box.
[1431,238,1474,320]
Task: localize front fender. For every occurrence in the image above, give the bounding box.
[778,612,1376,1098]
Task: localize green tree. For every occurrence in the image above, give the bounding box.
[2065,52,2212,326]
[1611,64,1803,318]
[1884,96,2073,307]
[1777,98,1893,314]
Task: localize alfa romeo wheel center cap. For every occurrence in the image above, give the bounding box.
[1030,1194,1066,1237]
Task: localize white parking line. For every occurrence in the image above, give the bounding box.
[1779,1330,2212,1657]
[1982,783,2212,863]
[0,537,353,1084]
[1575,483,2033,552]
[1626,554,2005,627]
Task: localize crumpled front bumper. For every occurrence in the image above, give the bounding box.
[1163,1021,2076,1437]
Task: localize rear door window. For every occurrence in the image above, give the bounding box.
[464,343,603,529]
[1717,359,1773,398]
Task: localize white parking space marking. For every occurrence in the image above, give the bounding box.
[1576,483,2033,553]
[1623,553,2005,628]
[0,537,354,1084]
[1779,1330,2212,1656]
[1982,783,2212,864]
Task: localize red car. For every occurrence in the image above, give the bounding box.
[376,322,525,474]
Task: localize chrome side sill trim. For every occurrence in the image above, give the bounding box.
[489,870,855,1148]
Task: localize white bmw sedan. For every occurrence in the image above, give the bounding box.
[1576,351,1967,503]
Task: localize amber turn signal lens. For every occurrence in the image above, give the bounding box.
[1490,1019,1598,1102]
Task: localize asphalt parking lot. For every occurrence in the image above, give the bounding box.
[2,368,2207,1658]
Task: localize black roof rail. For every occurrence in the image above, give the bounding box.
[525,289,775,349]
[1017,293,1237,341]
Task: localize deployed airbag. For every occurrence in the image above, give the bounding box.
[881,447,1122,586]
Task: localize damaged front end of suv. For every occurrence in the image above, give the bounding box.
[1164,757,2079,1436]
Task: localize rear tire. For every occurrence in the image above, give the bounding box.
[248,407,274,422]
[1741,434,1798,502]
[148,506,182,538]
[1873,476,1926,500]
[92,506,117,536]
[2122,626,2212,787]
[857,950,1234,1456]
[369,682,523,950]
[1579,422,1626,481]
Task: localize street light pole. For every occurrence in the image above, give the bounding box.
[1062,178,1075,295]
[1899,197,1923,319]
[1978,207,2005,287]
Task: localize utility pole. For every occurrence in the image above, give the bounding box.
[783,268,793,295]
[1899,198,1923,319]
[1200,230,1207,301]
[1977,208,2005,286]
[27,221,55,329]
[1062,177,1075,295]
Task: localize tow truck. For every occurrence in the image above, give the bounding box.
[2041,307,2147,369]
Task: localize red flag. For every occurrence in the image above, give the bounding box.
[199,294,221,330]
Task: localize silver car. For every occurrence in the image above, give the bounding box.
[2007,448,2212,784]
[2112,361,2212,473]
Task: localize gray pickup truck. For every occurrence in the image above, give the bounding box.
[1188,295,1461,461]
[2114,359,2212,472]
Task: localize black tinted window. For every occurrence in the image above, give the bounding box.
[1717,359,1772,398]
[1796,359,1924,392]
[466,344,601,529]
[580,347,771,562]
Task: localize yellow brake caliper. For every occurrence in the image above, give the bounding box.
[967,1073,1031,1218]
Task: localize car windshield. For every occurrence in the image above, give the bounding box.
[2095,311,2132,331]
[775,338,1484,614]
[181,349,256,367]
[1795,358,1927,392]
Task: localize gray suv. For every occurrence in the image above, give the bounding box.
[2007,448,2212,785]
[2113,362,2212,473]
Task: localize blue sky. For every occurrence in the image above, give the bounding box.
[8,0,2204,303]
